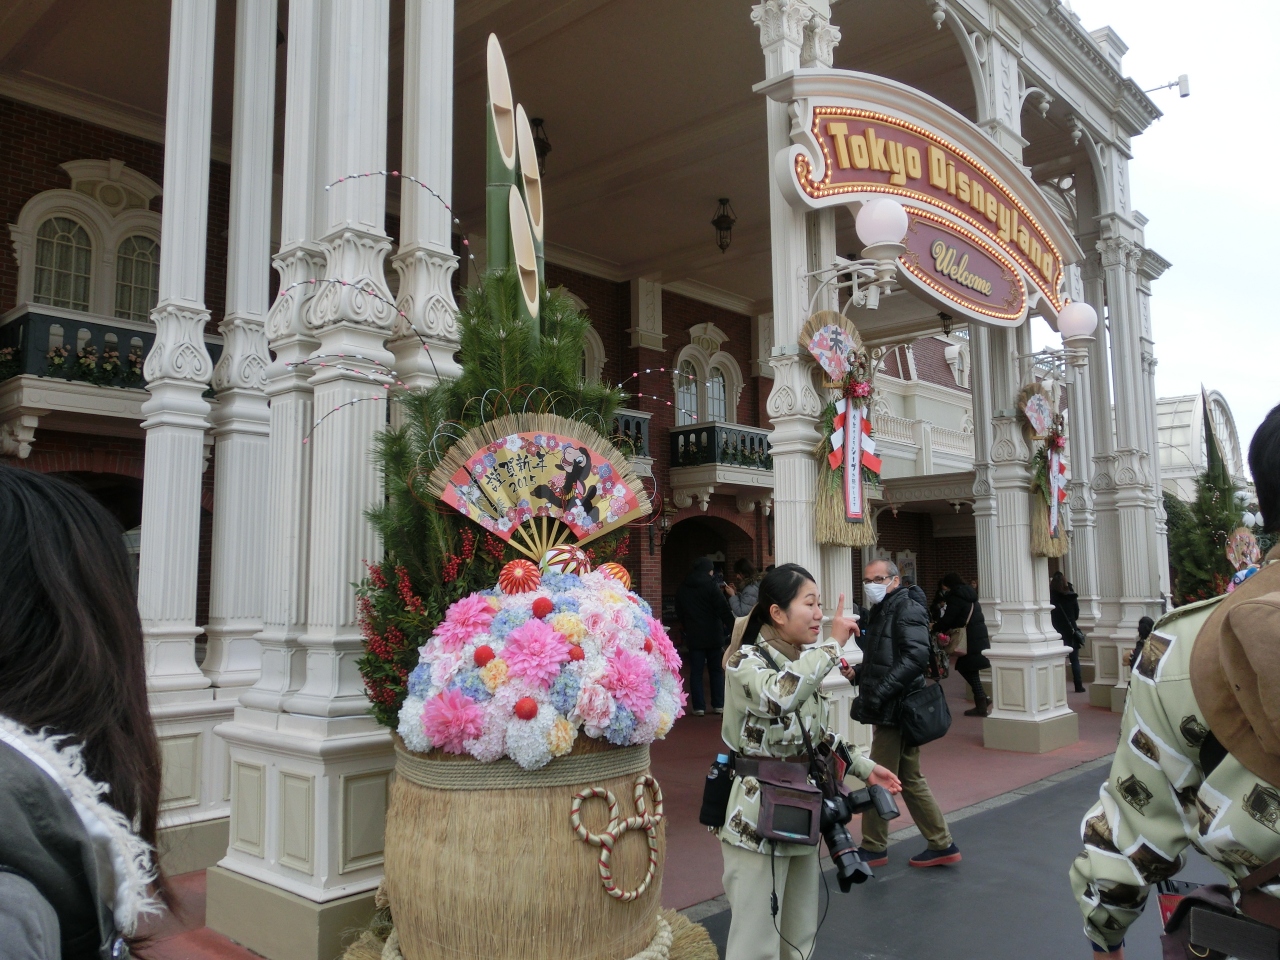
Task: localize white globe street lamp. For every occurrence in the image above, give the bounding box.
[1057,299,1098,347]
[853,197,908,308]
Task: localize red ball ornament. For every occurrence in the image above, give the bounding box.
[568,645,585,661]
[531,597,554,620]
[644,638,654,654]
[499,559,541,594]
[474,645,495,667]
[514,697,539,720]
[598,562,632,590]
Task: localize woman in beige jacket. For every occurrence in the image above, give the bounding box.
[718,562,901,960]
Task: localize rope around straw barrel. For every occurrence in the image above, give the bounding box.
[375,916,674,960]
[394,740,650,791]
[570,775,665,902]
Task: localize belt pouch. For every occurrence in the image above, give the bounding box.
[754,760,821,846]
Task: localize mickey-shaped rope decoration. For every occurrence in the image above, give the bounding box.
[570,774,664,901]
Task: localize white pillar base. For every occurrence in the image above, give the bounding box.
[983,642,1080,753]
[212,706,394,904]
[151,688,240,835]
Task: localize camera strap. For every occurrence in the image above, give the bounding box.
[752,643,826,781]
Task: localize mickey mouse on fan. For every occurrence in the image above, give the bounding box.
[533,445,600,524]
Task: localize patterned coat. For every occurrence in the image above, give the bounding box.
[717,621,876,856]
[1069,592,1280,950]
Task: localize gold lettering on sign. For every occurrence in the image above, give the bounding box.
[931,240,994,296]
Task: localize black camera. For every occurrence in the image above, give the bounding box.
[819,784,900,891]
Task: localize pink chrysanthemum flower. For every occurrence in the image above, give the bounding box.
[421,688,486,754]
[646,617,682,675]
[601,648,656,715]
[501,618,572,689]
[433,594,496,652]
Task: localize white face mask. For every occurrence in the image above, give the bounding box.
[864,582,889,605]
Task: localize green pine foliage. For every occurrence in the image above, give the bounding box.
[356,269,628,727]
[1167,471,1238,605]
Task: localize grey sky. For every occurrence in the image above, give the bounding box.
[1044,0,1277,473]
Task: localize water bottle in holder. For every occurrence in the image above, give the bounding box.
[699,753,735,828]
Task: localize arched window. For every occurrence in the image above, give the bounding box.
[675,360,698,426]
[115,235,160,322]
[33,217,92,311]
[707,365,728,422]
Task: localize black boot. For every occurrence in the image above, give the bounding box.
[963,677,990,717]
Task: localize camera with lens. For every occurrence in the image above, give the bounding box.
[818,783,900,890]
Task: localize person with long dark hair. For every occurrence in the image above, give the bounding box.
[1050,571,1086,693]
[718,563,901,960]
[0,465,169,958]
[934,571,992,716]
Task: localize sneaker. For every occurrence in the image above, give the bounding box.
[909,844,962,867]
[855,847,888,868]
[713,707,724,715]
[693,709,706,717]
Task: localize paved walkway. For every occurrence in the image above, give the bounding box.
[694,759,1222,960]
[142,673,1124,958]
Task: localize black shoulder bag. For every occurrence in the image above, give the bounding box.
[897,680,952,747]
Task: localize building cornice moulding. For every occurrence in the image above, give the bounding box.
[0,76,232,164]
[543,242,627,283]
[664,280,758,317]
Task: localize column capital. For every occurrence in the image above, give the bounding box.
[629,277,666,351]
[988,415,1029,467]
[1096,236,1139,270]
[308,231,398,337]
[751,0,814,55]
[144,301,214,384]
[801,16,840,67]
[391,243,460,347]
[213,313,270,394]
[765,353,823,425]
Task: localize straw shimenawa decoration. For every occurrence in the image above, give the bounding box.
[800,311,878,548]
[426,411,652,560]
[1017,383,1070,559]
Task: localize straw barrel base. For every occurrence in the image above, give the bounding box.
[384,736,666,960]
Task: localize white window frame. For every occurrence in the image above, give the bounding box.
[556,287,605,385]
[671,322,744,424]
[9,160,162,324]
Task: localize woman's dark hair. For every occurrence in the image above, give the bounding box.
[733,557,757,580]
[740,563,817,647]
[942,572,966,591]
[0,466,168,903]
[1050,571,1068,591]
[1138,616,1155,640]
[1251,403,1280,533]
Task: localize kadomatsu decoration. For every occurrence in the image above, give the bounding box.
[1020,383,1069,558]
[359,34,704,960]
[802,311,882,547]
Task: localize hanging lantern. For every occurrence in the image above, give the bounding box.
[711,198,737,253]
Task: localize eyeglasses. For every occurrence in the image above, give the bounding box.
[862,575,896,584]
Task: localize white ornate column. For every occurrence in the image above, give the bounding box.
[1136,242,1171,608]
[981,325,1078,752]
[202,0,276,690]
[753,0,836,579]
[389,0,461,409]
[207,2,393,956]
[968,324,1001,625]
[1098,233,1155,638]
[1063,341,1102,634]
[138,0,240,866]
[236,0,326,713]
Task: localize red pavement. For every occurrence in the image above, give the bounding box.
[138,674,1122,956]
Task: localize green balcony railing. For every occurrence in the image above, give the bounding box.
[669,422,772,470]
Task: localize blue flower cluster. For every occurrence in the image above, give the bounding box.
[632,595,653,617]
[549,670,581,715]
[449,669,493,702]
[604,705,637,745]
[553,595,580,615]
[407,663,433,698]
[540,571,582,593]
[490,607,528,640]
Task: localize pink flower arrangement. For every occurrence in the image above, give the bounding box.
[421,688,486,753]
[851,380,871,398]
[398,569,684,769]
[602,648,656,715]
[502,618,572,688]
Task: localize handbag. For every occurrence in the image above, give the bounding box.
[1160,853,1280,959]
[897,680,952,747]
[941,600,974,657]
[926,634,951,680]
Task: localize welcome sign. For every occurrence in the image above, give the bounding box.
[760,70,1084,327]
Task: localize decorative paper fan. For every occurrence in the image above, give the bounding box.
[1017,383,1055,439]
[1227,527,1262,571]
[426,412,651,561]
[800,310,864,385]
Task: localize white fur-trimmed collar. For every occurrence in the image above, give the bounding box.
[0,716,160,935]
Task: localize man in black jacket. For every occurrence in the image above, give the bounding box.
[848,558,960,868]
[674,557,735,716]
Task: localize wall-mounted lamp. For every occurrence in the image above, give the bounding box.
[1057,299,1098,350]
[711,198,737,253]
[530,118,551,176]
[808,197,907,314]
